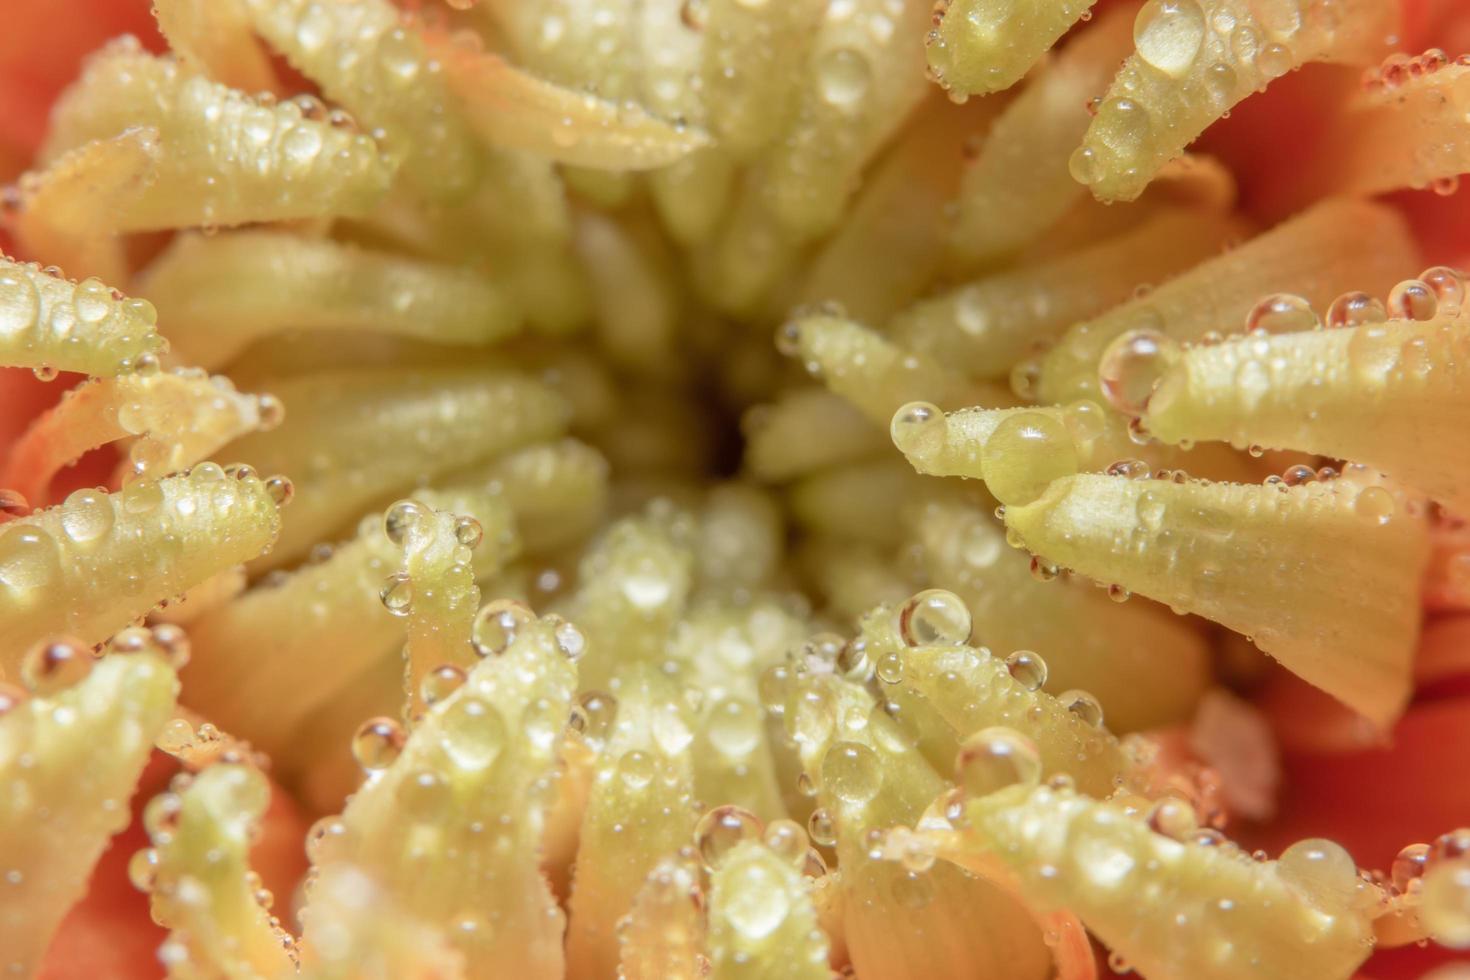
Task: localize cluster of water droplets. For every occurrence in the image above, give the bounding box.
[0,261,166,378]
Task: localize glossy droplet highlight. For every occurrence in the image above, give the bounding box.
[955,726,1041,799]
[352,716,406,771]
[20,638,92,695]
[890,401,944,458]
[471,598,535,656]
[1325,291,1387,329]
[379,572,413,617]
[1245,293,1318,334]
[440,695,506,771]
[982,412,1080,506]
[821,740,882,805]
[1423,859,1470,947]
[898,589,971,647]
[1387,279,1438,321]
[1134,0,1207,78]
[419,664,466,706]
[694,804,762,869]
[1099,329,1180,416]
[1060,689,1105,728]
[1277,838,1361,907]
[59,489,114,544]
[816,47,871,111]
[1004,650,1048,691]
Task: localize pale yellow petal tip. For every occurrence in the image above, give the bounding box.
[1004,472,1424,728]
[1,640,178,976]
[938,782,1378,980]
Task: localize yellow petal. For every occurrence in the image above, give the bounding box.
[0,644,177,976]
[1004,472,1428,727]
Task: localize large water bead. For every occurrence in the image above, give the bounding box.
[1276,838,1363,909]
[980,412,1081,506]
[1098,328,1180,416]
[1133,0,1207,79]
[898,589,972,647]
[954,726,1041,799]
[695,804,764,870]
[890,400,945,459]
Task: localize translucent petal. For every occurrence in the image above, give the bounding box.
[941,783,1377,980]
[308,616,576,978]
[224,368,568,569]
[0,646,177,977]
[0,258,165,378]
[1004,473,1428,727]
[1075,0,1393,202]
[140,231,523,370]
[895,207,1244,379]
[143,762,298,978]
[239,0,481,200]
[1038,199,1419,403]
[926,0,1098,97]
[3,369,273,503]
[0,468,283,669]
[44,40,394,230]
[708,841,829,979]
[1147,313,1470,516]
[947,3,1137,263]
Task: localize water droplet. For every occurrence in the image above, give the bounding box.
[1277,838,1360,907]
[1420,266,1467,316]
[1245,293,1318,333]
[1423,859,1470,946]
[453,515,483,549]
[618,749,656,789]
[1099,329,1180,416]
[1147,798,1198,840]
[21,638,92,695]
[471,598,534,656]
[127,848,158,892]
[808,807,837,847]
[1060,689,1105,727]
[0,525,60,590]
[1354,485,1396,525]
[707,697,762,758]
[440,695,506,771]
[1388,279,1438,321]
[1326,291,1388,329]
[265,475,295,506]
[821,741,882,805]
[816,47,872,111]
[955,726,1041,798]
[152,623,191,670]
[1392,842,1430,892]
[898,589,971,646]
[694,804,762,869]
[1257,41,1294,79]
[1134,0,1206,78]
[419,664,466,706]
[384,499,427,545]
[764,819,810,868]
[1005,650,1048,691]
[551,617,587,661]
[875,651,905,685]
[982,411,1080,506]
[890,401,944,459]
[59,489,114,544]
[379,572,413,617]
[352,716,406,771]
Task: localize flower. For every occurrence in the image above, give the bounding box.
[1,0,1470,977]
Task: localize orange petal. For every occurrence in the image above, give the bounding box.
[1246,695,1470,870]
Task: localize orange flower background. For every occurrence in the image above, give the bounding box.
[3,0,1470,977]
